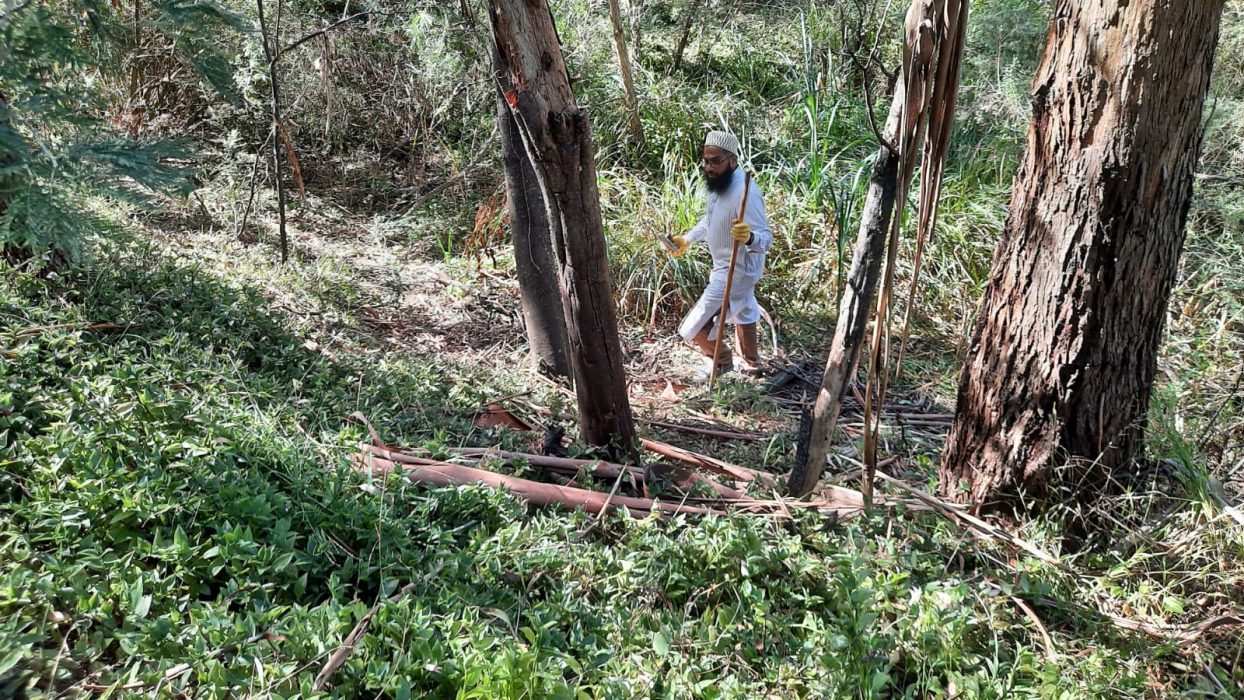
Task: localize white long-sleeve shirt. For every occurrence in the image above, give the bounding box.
[677,168,773,340]
[684,167,772,277]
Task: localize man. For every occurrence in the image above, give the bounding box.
[668,130,772,382]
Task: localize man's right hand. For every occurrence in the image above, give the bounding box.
[669,235,689,257]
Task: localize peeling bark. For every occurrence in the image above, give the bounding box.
[787,0,958,498]
[495,50,571,378]
[490,0,636,459]
[938,0,1227,509]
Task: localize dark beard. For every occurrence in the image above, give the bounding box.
[704,165,736,194]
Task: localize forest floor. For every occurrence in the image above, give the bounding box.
[150,196,958,487]
[2,195,1242,698]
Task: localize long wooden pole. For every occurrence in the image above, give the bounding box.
[709,171,751,388]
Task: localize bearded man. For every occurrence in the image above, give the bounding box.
[668,130,773,382]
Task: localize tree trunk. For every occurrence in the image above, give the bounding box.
[495,51,572,378]
[785,112,899,498]
[0,90,12,252]
[256,0,289,263]
[670,0,701,75]
[786,0,953,498]
[607,0,645,152]
[938,0,1227,509]
[490,0,637,459]
[629,0,644,66]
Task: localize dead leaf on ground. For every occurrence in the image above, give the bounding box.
[661,379,688,403]
[474,403,535,431]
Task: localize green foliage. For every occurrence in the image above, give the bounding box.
[1,229,1237,697]
[0,0,240,256]
[0,0,1242,696]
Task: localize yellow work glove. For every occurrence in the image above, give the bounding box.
[669,235,689,257]
[730,219,751,245]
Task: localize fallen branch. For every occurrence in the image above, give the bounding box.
[1097,610,1244,644]
[645,462,746,500]
[987,582,1244,646]
[873,471,1070,572]
[364,443,645,493]
[358,453,724,519]
[441,446,643,482]
[636,417,767,442]
[13,322,132,339]
[640,438,777,489]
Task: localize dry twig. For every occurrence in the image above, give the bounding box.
[312,583,417,690]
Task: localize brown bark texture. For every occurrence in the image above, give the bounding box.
[495,51,572,378]
[490,0,637,458]
[938,0,1226,507]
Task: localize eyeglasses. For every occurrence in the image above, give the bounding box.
[700,155,731,167]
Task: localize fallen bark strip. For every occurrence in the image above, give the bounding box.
[365,443,642,481]
[313,582,417,691]
[1095,609,1243,644]
[877,473,1244,644]
[13,321,132,339]
[644,463,747,500]
[640,438,778,489]
[1010,595,1057,661]
[365,445,641,491]
[358,453,723,519]
[636,417,767,441]
[982,581,1244,646]
[366,445,747,500]
[445,446,642,481]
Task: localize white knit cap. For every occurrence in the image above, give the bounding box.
[704,130,739,157]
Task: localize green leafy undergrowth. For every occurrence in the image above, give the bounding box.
[0,244,1203,697]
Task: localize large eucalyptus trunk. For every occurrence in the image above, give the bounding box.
[938,0,1227,508]
[490,0,637,458]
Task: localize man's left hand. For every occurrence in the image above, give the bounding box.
[730,219,752,245]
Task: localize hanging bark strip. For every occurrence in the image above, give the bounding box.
[490,0,637,459]
[938,0,1228,507]
[861,0,967,502]
[788,0,968,497]
[894,0,968,377]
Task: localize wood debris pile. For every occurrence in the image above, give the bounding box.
[350,410,927,520]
